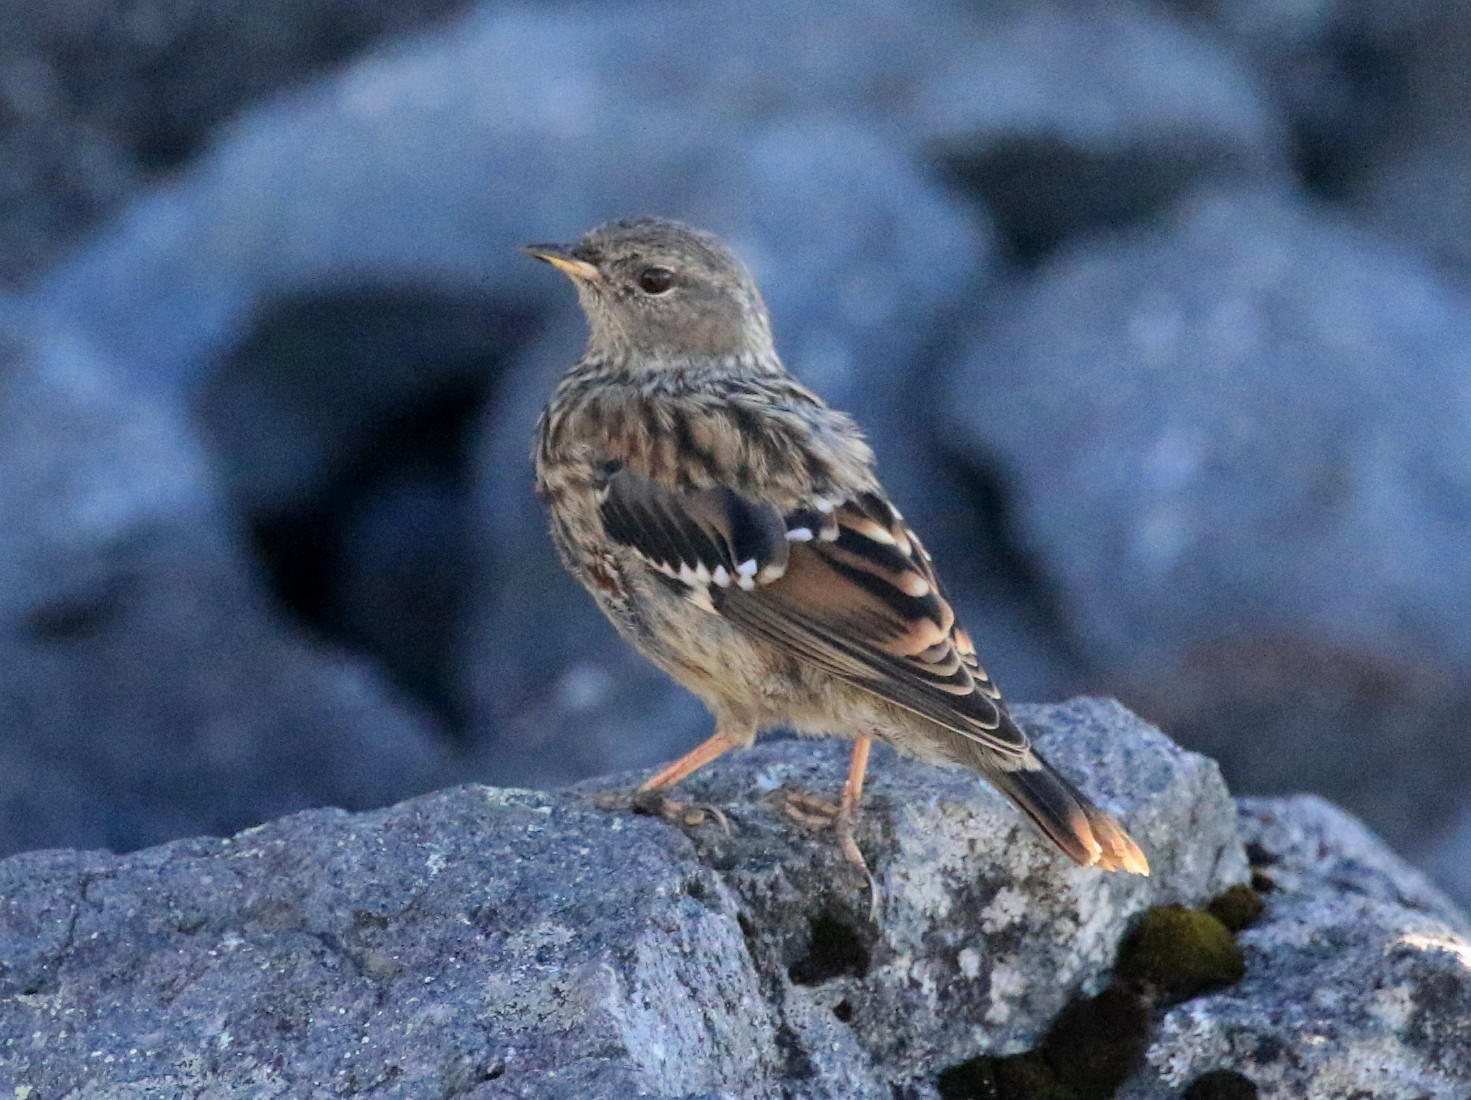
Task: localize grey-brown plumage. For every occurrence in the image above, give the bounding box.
[527,217,1148,876]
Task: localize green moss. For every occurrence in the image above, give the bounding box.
[1207,884,1265,933]
[1043,986,1150,1099]
[937,1052,1072,1100]
[936,988,1150,1100]
[1184,1068,1259,1099]
[938,903,1252,1099]
[1117,905,1245,1002]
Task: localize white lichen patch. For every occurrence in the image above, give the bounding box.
[984,962,1028,1026]
[979,886,1028,934]
[957,947,982,980]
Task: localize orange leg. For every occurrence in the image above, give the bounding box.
[837,733,872,818]
[783,734,879,915]
[638,726,745,792]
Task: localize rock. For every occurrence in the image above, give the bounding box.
[944,186,1471,672]
[1124,640,1471,867]
[0,305,447,857]
[1121,795,1471,1099]
[1164,0,1467,193]
[913,2,1288,257]
[0,698,1246,1098]
[32,0,994,471]
[941,188,1471,863]
[1355,134,1471,284]
[0,0,471,284]
[1423,801,1471,916]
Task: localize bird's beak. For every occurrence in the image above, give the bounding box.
[522,244,602,283]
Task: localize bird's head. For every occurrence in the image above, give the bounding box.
[524,217,776,369]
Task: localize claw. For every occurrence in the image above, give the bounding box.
[630,789,731,833]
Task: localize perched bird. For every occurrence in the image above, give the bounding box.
[526,217,1148,878]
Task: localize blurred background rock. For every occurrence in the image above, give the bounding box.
[1,0,1468,906]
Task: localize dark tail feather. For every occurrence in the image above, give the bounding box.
[983,750,1150,876]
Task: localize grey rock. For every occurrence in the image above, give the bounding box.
[32,1,989,497]
[1355,134,1471,284]
[0,0,471,284]
[1126,643,1471,866]
[941,188,1471,854]
[0,697,1245,1098]
[1423,801,1471,915]
[945,187,1471,671]
[1167,0,1471,195]
[0,306,447,856]
[1121,795,1471,1099]
[914,2,1288,256]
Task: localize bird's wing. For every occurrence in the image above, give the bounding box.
[599,467,1027,756]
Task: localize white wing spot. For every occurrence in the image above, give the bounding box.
[786,527,814,542]
[677,563,712,587]
[712,565,731,587]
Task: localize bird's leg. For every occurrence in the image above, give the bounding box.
[784,734,878,910]
[639,728,743,791]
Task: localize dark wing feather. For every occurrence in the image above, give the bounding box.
[598,470,1026,758]
[721,497,1026,756]
[599,468,788,590]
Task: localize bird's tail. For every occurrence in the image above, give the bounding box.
[982,749,1150,875]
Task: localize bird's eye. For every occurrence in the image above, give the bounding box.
[636,267,675,294]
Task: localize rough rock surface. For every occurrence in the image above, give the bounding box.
[0,306,447,857]
[0,698,1246,1098]
[1122,796,1471,1099]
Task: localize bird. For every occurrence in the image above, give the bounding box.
[525,216,1148,880]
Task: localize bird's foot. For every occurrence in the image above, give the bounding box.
[782,791,880,918]
[589,788,731,832]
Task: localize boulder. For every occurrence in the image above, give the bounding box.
[1122,795,1471,1098]
[0,305,446,857]
[3,697,1465,1098]
[1165,0,1470,197]
[1355,134,1471,284]
[0,698,1245,1097]
[912,1,1287,257]
[0,0,470,284]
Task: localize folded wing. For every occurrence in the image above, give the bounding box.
[599,468,1028,758]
